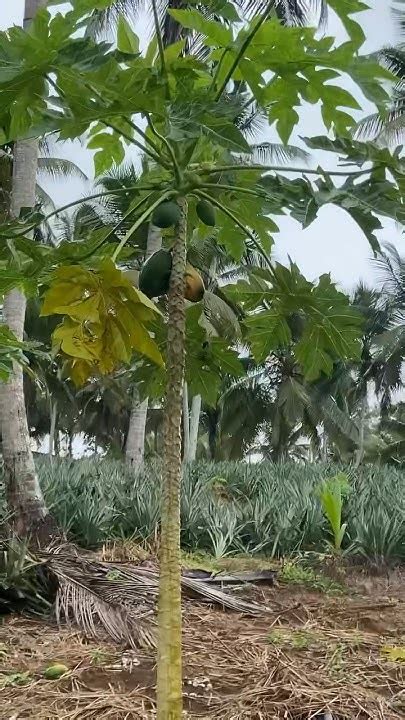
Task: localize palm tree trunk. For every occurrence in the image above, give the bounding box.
[126,392,148,468]
[0,0,51,542]
[355,394,368,468]
[67,431,74,458]
[182,381,190,461]
[48,400,57,460]
[187,394,201,462]
[157,199,187,720]
[125,224,162,468]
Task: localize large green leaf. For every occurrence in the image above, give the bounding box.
[168,8,232,46]
[229,264,363,380]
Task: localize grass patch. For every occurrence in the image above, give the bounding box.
[280,560,344,594]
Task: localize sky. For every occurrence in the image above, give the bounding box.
[0,1,402,291]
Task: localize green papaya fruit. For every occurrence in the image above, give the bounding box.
[184,264,205,302]
[139,249,173,298]
[196,199,216,227]
[44,664,69,680]
[152,201,181,229]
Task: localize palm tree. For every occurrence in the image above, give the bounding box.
[356,1,405,145]
[371,244,405,403]
[0,146,86,533]
[88,1,328,42]
[0,0,54,542]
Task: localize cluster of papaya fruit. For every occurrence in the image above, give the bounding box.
[139,249,205,302]
[139,198,213,302]
[151,198,216,229]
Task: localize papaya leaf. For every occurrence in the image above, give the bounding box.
[168,9,232,47]
[117,16,139,55]
[42,260,163,385]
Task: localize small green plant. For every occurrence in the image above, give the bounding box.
[326,643,346,676]
[90,649,112,666]
[268,628,317,650]
[317,472,351,553]
[280,560,343,594]
[0,671,31,688]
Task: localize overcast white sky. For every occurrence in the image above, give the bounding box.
[0,1,402,291]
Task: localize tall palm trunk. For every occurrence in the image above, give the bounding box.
[48,400,58,460]
[125,225,161,468]
[0,0,51,541]
[355,394,368,468]
[187,394,201,462]
[156,199,187,720]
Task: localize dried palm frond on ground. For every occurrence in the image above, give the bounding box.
[0,541,269,651]
[45,552,267,649]
[1,569,404,719]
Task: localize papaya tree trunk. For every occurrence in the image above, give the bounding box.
[188,394,201,462]
[125,224,162,469]
[156,199,187,720]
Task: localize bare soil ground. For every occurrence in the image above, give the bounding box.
[1,560,404,719]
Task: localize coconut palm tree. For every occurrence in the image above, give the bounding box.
[87,1,328,42]
[0,146,86,534]
[356,1,405,145]
[0,0,53,542]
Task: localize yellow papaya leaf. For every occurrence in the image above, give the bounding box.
[125,285,163,316]
[53,319,102,361]
[52,265,98,287]
[106,318,132,364]
[114,302,151,342]
[131,317,164,366]
[45,260,163,384]
[381,646,405,663]
[46,294,101,323]
[70,359,93,386]
[98,258,129,288]
[41,283,86,316]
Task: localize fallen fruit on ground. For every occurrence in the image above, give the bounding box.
[43,663,69,679]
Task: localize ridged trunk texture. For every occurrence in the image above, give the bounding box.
[156,199,187,720]
[125,225,162,469]
[0,0,52,543]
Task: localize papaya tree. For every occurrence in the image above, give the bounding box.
[0,1,404,717]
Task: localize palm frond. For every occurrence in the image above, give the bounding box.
[355,47,405,145]
[318,394,360,444]
[50,554,156,648]
[37,157,88,181]
[39,552,264,649]
[379,46,405,79]
[85,0,142,38]
[392,0,405,40]
[35,184,56,213]
[374,243,405,301]
[239,0,327,27]
[203,291,241,339]
[236,102,267,139]
[249,142,310,164]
